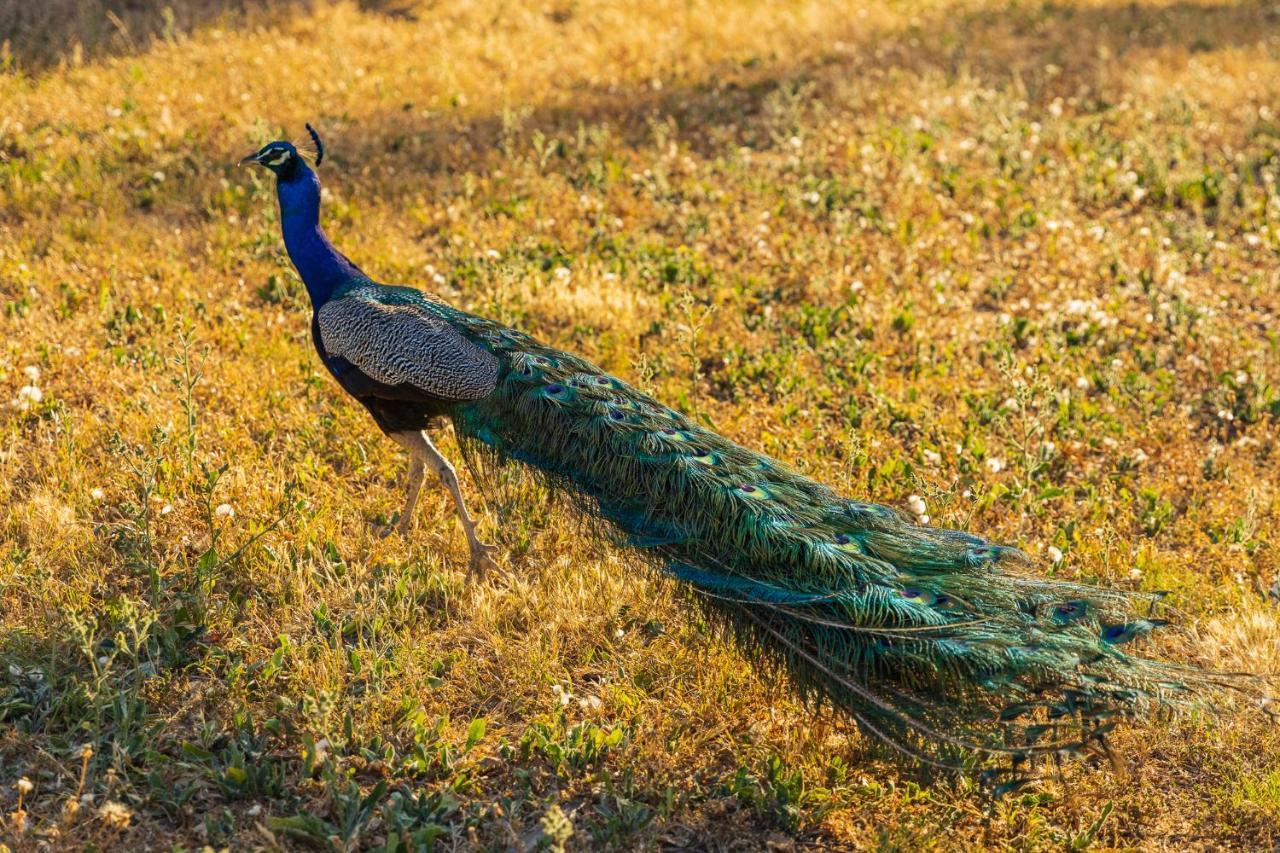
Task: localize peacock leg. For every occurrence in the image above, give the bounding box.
[384,432,429,537]
[392,430,498,575]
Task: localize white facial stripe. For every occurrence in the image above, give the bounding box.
[264,150,291,166]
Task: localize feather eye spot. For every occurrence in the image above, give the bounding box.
[1052,600,1089,625]
[1100,622,1154,645]
[734,483,773,500]
[933,595,966,613]
[607,409,626,421]
[901,587,938,606]
[832,533,861,553]
[689,451,717,465]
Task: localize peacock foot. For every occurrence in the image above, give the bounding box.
[468,540,500,577]
[377,513,413,539]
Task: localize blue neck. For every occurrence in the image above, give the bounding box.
[277,163,361,306]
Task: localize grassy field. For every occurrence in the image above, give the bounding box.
[1,0,1279,848]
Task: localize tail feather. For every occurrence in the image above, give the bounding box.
[442,311,1268,778]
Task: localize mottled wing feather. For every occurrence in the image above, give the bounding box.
[317,295,499,402]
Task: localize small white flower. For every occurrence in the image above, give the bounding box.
[160,503,173,515]
[90,488,105,501]
[485,249,500,260]
[906,495,927,517]
[214,503,234,518]
[65,346,82,357]
[1132,448,1149,466]
[1047,546,1064,564]
[602,272,619,283]
[985,457,1005,473]
[98,800,132,828]
[803,190,821,205]
[1128,567,1143,581]
[22,365,40,382]
[16,777,33,795]
[922,449,942,466]
[1235,371,1250,385]
[788,136,803,149]
[1001,397,1019,412]
[16,385,42,408]
[152,171,166,182]
[614,627,625,638]
[554,266,571,281]
[432,273,446,286]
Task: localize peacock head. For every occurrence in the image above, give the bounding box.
[240,123,325,181]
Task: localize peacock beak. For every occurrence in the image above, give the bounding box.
[239,150,268,167]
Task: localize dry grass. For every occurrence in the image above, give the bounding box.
[1,0,1280,848]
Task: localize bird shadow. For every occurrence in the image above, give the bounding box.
[0,0,414,72]
[270,0,1280,196]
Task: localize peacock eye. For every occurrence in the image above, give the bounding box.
[1052,599,1090,625]
[901,587,937,606]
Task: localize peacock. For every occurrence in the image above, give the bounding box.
[241,126,1259,780]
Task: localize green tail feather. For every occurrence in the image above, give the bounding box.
[432,302,1261,775]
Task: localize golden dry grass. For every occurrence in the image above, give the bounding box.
[1,0,1280,848]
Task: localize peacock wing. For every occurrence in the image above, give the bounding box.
[317,293,499,402]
